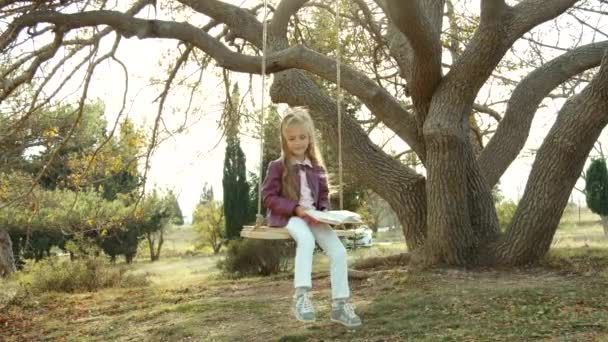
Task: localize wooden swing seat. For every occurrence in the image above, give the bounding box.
[241,225,362,240]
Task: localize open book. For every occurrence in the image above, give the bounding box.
[305,209,363,225]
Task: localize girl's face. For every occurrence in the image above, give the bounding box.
[283,123,310,160]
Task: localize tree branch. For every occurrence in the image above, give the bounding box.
[384,0,443,122]
[510,0,580,37]
[3,4,424,160]
[479,41,608,188]
[497,49,608,265]
[480,0,507,22]
[271,0,309,37]
[437,0,577,112]
[1,31,64,102]
[472,103,501,122]
[177,0,264,48]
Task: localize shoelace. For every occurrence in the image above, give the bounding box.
[298,294,314,313]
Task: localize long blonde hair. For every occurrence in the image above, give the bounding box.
[280,107,326,201]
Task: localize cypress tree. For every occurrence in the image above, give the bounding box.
[585,158,608,216]
[222,84,249,239]
[223,134,249,239]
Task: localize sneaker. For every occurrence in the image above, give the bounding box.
[293,292,315,322]
[331,301,362,328]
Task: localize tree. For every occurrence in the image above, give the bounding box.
[0,172,140,268]
[585,159,608,236]
[0,103,147,265]
[165,190,184,226]
[359,190,396,233]
[199,183,215,205]
[0,229,16,277]
[2,1,608,266]
[222,84,250,239]
[223,133,250,239]
[193,200,225,254]
[138,190,174,262]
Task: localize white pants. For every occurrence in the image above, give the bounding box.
[286,217,350,299]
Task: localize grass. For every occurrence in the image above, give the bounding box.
[1,206,608,341]
[553,204,607,249]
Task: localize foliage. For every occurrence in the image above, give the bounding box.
[222,134,250,238]
[0,172,176,264]
[137,190,175,262]
[61,118,145,200]
[24,102,106,190]
[0,102,148,265]
[217,239,293,277]
[198,183,214,205]
[585,158,608,216]
[358,190,397,232]
[1,102,145,197]
[222,85,250,239]
[99,224,140,264]
[496,200,518,230]
[16,256,148,293]
[0,174,135,236]
[165,190,184,226]
[192,200,225,254]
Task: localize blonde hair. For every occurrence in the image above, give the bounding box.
[280,107,326,201]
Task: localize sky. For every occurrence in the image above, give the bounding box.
[65,1,607,222]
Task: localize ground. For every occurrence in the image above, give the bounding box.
[1,205,607,341]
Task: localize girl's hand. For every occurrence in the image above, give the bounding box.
[304,215,320,226]
[294,206,320,225]
[294,205,307,218]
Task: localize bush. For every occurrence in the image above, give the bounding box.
[17,257,148,293]
[496,200,518,230]
[217,239,294,277]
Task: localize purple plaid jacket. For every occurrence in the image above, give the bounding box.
[262,158,330,227]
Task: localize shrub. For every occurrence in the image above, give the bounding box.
[217,239,294,277]
[496,200,518,230]
[17,257,148,293]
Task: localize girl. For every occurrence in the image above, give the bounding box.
[262,107,361,328]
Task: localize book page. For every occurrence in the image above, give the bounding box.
[305,209,363,225]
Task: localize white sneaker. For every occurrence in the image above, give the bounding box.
[293,292,315,322]
[331,301,362,328]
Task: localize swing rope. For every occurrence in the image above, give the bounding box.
[253,0,343,228]
[255,0,269,228]
[335,0,343,211]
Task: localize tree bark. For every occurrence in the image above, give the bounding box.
[423,124,476,265]
[154,228,164,262]
[0,229,16,277]
[496,53,608,265]
[479,42,608,188]
[147,233,156,261]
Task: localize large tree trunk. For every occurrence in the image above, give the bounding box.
[0,229,16,277]
[495,54,608,265]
